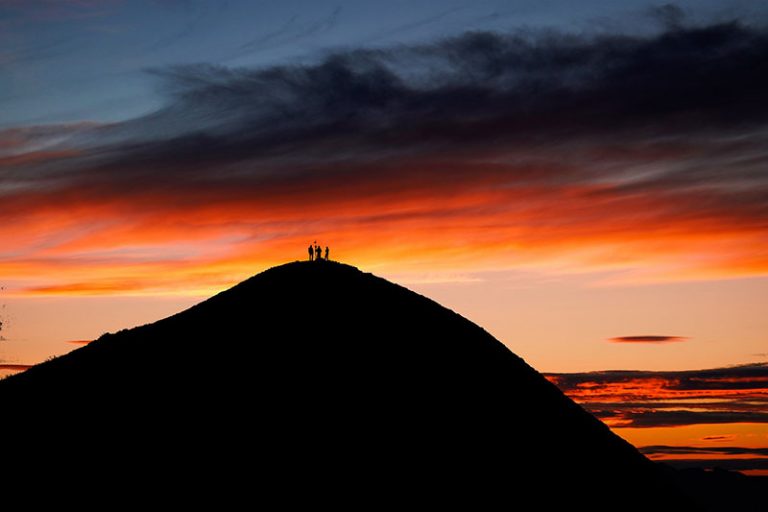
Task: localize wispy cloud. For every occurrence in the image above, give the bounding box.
[0,122,98,157]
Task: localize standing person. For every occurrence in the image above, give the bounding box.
[308,244,314,262]
[325,246,330,261]
[315,243,322,261]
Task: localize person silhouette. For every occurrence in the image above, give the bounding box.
[325,246,330,261]
[315,243,322,261]
[308,244,314,261]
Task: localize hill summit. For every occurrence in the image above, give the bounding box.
[1,261,689,507]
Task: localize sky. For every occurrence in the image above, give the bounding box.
[1,0,767,474]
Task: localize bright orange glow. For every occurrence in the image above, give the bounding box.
[1,168,766,297]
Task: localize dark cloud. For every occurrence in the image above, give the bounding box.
[591,409,768,428]
[610,335,687,343]
[586,398,768,413]
[6,20,768,203]
[549,362,768,395]
[641,445,768,456]
[135,21,768,162]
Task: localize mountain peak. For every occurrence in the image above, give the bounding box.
[1,262,691,508]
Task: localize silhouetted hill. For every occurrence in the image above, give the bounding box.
[2,262,694,508]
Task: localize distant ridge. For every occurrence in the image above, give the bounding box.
[1,261,692,508]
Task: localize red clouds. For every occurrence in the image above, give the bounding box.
[546,363,768,473]
[546,363,768,428]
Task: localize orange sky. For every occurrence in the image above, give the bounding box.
[2,160,766,294]
[1,153,767,370]
[2,18,767,476]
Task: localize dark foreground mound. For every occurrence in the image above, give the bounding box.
[2,262,691,507]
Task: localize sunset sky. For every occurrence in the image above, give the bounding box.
[1,0,766,474]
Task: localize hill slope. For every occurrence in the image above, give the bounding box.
[1,262,690,507]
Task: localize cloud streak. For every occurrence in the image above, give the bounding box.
[65,339,93,345]
[0,364,33,372]
[610,335,687,343]
[2,19,768,294]
[608,410,768,428]
[641,445,768,456]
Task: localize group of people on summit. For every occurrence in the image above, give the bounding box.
[308,242,330,262]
